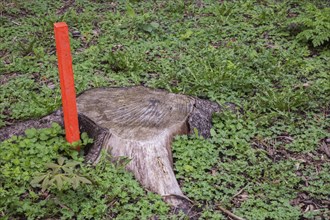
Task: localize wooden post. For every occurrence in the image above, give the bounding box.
[54,22,80,147]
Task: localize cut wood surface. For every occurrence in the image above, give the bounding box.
[0,86,222,209]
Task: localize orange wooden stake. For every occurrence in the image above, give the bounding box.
[54,22,80,148]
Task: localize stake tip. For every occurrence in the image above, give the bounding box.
[54,22,68,28]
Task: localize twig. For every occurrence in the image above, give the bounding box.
[263,136,294,142]
[11,20,21,25]
[216,205,245,220]
[107,199,118,207]
[277,136,294,142]
[188,210,203,219]
[304,204,311,212]
[162,194,194,204]
[53,198,71,211]
[231,185,247,200]
[186,203,197,214]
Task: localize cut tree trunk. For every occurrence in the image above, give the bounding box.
[77,86,220,208]
[0,86,223,209]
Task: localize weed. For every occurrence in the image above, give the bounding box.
[289,3,330,47]
[0,125,170,219]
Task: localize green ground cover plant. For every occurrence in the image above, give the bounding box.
[1,0,329,219]
[0,125,171,219]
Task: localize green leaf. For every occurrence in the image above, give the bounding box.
[71,177,80,189]
[183,165,194,172]
[141,22,160,33]
[126,4,135,18]
[45,162,60,169]
[39,133,48,141]
[180,29,193,40]
[57,157,65,166]
[30,174,47,186]
[194,127,199,138]
[63,161,80,168]
[77,176,92,184]
[25,128,37,138]
[142,24,153,33]
[81,132,88,140]
[62,166,73,174]
[41,176,50,192]
[54,175,63,190]
[81,132,93,145]
[150,22,159,29]
[61,175,71,185]
[210,128,217,137]
[49,177,55,185]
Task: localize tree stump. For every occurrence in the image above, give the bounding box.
[77,86,220,208]
[0,86,221,209]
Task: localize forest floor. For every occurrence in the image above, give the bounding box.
[0,0,329,219]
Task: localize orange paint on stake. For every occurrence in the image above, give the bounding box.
[54,22,80,147]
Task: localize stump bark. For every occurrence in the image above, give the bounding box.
[0,86,221,209]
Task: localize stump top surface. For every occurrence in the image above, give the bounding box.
[77,86,194,140]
